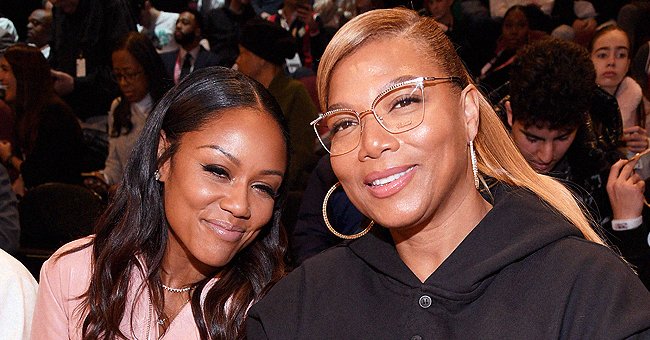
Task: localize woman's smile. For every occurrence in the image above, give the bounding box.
[364,164,417,198]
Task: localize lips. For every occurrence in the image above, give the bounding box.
[602,71,617,78]
[204,219,245,242]
[364,165,417,198]
[531,162,552,173]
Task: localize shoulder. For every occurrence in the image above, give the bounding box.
[159,51,178,63]
[0,249,37,290]
[251,244,360,313]
[41,236,94,282]
[619,76,643,100]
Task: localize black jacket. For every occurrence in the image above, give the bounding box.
[159,46,228,82]
[248,184,650,339]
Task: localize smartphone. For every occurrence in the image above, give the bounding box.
[631,148,650,171]
[0,84,5,101]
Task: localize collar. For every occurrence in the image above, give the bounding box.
[347,184,582,295]
[131,93,153,116]
[179,45,201,63]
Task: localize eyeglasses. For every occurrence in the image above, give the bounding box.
[112,70,144,83]
[311,76,462,156]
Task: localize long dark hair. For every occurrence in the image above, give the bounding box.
[3,43,70,153]
[111,32,173,137]
[66,67,290,339]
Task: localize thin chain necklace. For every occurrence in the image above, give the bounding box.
[162,284,192,293]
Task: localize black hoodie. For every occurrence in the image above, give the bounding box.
[248,184,650,339]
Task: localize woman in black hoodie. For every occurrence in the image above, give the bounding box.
[247,8,650,339]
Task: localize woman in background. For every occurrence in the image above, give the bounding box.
[0,44,83,194]
[31,67,290,339]
[101,32,173,186]
[590,25,648,157]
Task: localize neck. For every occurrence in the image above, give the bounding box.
[391,183,491,282]
[438,13,453,27]
[601,84,617,96]
[229,0,243,14]
[256,65,281,88]
[149,8,161,26]
[183,40,200,52]
[161,231,214,288]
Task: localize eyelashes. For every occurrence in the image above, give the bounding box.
[201,164,278,199]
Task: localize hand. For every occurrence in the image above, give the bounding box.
[51,69,75,96]
[296,3,317,32]
[0,140,12,162]
[607,158,645,220]
[622,126,649,153]
[12,175,24,197]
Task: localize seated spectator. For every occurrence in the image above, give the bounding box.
[549,0,623,45]
[236,19,318,190]
[48,0,135,121]
[0,164,18,254]
[607,156,650,289]
[30,67,289,340]
[478,5,546,94]
[0,44,84,194]
[266,0,329,74]
[25,8,52,59]
[504,38,649,286]
[160,9,226,83]
[0,248,37,340]
[489,0,555,19]
[99,32,172,186]
[136,0,180,53]
[589,25,648,168]
[204,0,256,68]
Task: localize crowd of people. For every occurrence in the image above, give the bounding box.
[0,0,649,339]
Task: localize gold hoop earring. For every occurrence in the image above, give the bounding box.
[322,182,373,240]
[469,140,479,190]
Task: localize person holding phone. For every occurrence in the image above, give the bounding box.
[266,0,329,73]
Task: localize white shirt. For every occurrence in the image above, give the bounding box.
[0,249,38,340]
[103,94,153,185]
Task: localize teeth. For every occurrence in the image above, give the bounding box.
[371,166,414,186]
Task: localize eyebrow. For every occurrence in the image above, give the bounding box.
[199,145,284,177]
[327,75,420,111]
[594,46,629,53]
[520,129,573,140]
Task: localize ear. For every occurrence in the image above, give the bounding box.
[157,131,171,182]
[505,100,514,128]
[460,84,480,143]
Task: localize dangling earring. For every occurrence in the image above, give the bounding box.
[469,140,479,190]
[322,182,373,240]
[154,169,161,181]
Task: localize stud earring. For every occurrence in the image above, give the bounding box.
[154,169,161,181]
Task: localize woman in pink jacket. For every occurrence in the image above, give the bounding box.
[30,67,290,340]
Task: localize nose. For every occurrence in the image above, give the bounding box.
[219,183,252,219]
[357,111,399,160]
[607,55,616,66]
[536,142,554,164]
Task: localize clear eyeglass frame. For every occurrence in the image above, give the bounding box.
[311,76,462,156]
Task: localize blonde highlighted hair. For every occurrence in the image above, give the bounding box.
[316,8,604,245]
